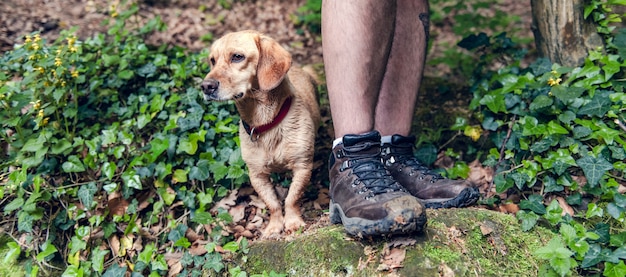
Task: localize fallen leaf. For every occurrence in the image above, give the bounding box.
[556,196,575,216]
[480,224,494,236]
[498,203,520,214]
[167,261,182,277]
[379,247,406,271]
[229,204,247,223]
[110,235,120,257]
[210,189,238,213]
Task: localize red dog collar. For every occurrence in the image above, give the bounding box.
[242,96,292,141]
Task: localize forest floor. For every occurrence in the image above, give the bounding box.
[1,0,535,241]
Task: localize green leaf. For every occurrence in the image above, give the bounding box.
[551,85,585,102]
[576,156,613,186]
[50,139,72,154]
[519,194,546,215]
[62,155,86,173]
[557,111,576,124]
[69,236,87,255]
[189,160,211,181]
[138,243,156,264]
[4,197,24,213]
[517,210,539,231]
[3,241,21,264]
[222,241,239,253]
[102,162,117,180]
[77,182,97,208]
[604,261,626,277]
[91,248,109,274]
[122,171,142,190]
[118,69,134,80]
[36,240,58,262]
[581,244,602,268]
[529,95,553,111]
[578,90,611,117]
[149,137,169,163]
[102,263,127,277]
[534,237,574,277]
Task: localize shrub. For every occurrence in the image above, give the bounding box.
[1,3,248,276]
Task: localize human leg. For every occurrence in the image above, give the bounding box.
[322,0,426,236]
[374,0,480,208]
[322,0,395,138]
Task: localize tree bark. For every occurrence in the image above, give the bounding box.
[531,0,603,67]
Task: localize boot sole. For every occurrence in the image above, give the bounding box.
[422,187,480,209]
[329,199,427,237]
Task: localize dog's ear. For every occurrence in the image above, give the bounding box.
[256,35,292,91]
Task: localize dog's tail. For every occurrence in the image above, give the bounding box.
[301,64,323,86]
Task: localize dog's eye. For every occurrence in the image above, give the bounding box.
[231,54,245,63]
[210,57,216,66]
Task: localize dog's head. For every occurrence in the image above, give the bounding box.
[201,30,292,102]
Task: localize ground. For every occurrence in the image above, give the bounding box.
[0,0,535,242]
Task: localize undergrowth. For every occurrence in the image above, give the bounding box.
[0,2,253,276]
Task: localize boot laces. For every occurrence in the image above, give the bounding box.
[386,144,443,181]
[339,146,405,196]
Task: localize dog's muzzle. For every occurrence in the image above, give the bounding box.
[201,79,220,100]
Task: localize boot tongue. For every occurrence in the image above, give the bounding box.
[391,134,416,145]
[343,131,381,147]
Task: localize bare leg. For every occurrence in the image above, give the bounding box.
[322,0,396,138]
[375,0,429,136]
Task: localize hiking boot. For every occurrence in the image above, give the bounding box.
[381,134,480,209]
[328,131,427,237]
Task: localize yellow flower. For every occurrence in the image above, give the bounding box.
[69,46,78,53]
[66,36,76,46]
[56,49,63,55]
[464,126,482,142]
[71,70,79,78]
[31,100,42,110]
[111,11,118,18]
[25,35,32,43]
[36,67,45,74]
[61,81,67,87]
[547,77,561,86]
[38,109,45,118]
[31,44,40,50]
[33,34,41,42]
[55,57,63,67]
[42,117,49,126]
[28,54,37,60]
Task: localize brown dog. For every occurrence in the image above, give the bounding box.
[201,30,320,238]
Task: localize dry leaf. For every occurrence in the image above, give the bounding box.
[110,235,120,257]
[229,204,247,223]
[498,203,520,214]
[249,195,267,209]
[556,196,575,216]
[379,247,406,271]
[167,262,182,277]
[211,189,238,213]
[480,224,494,236]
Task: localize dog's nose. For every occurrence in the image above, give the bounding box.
[201,79,219,97]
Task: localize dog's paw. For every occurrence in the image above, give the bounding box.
[284,216,306,233]
[261,220,284,239]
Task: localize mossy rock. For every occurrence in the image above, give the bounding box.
[241,208,559,276]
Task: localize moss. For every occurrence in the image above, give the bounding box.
[240,209,563,276]
[0,235,25,277]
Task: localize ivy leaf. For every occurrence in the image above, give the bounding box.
[606,202,624,219]
[77,182,98,208]
[519,194,546,215]
[91,247,110,274]
[578,90,611,117]
[102,162,117,180]
[414,144,438,166]
[3,242,21,265]
[581,244,602,268]
[204,252,225,273]
[576,156,613,186]
[102,263,127,277]
[189,160,210,181]
[530,57,552,75]
[36,240,58,262]
[529,95,553,111]
[4,197,24,213]
[457,32,490,50]
[572,126,592,139]
[517,210,539,231]
[604,261,626,277]
[557,111,576,124]
[551,85,585,102]
[61,155,86,173]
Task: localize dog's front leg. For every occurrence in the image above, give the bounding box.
[248,168,284,238]
[283,164,312,233]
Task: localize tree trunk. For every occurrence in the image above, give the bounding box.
[530,0,603,67]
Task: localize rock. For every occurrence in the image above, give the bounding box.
[240,208,559,276]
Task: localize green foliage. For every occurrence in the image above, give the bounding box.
[0,2,257,276]
[294,0,322,34]
[462,1,626,275]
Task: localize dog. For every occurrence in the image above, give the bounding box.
[201,30,320,238]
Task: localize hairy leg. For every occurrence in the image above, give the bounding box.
[322,0,397,138]
[375,0,429,136]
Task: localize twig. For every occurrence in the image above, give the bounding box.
[615,119,626,132]
[487,115,517,194]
